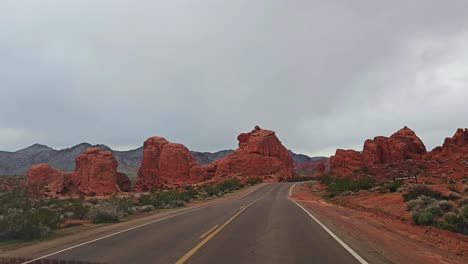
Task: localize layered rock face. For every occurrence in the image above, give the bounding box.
[430,128,468,159]
[134,137,204,190]
[362,127,426,165]
[213,126,293,180]
[27,148,130,195]
[26,164,67,194]
[330,149,362,177]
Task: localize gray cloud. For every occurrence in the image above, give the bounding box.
[1,0,468,156]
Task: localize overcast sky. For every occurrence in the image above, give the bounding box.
[1,1,468,156]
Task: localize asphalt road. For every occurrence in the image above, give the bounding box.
[29,183,364,264]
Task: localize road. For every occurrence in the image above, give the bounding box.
[24,183,366,264]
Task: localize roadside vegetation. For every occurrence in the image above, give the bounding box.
[318,174,376,197]
[404,184,468,235]
[0,178,262,241]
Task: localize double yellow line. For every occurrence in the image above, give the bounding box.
[175,201,256,264]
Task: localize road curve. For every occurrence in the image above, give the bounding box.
[28,183,364,264]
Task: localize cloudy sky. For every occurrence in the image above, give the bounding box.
[1,1,468,156]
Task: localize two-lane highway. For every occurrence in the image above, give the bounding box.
[26,183,366,264]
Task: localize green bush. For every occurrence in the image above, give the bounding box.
[407,199,425,212]
[216,179,243,192]
[444,212,459,225]
[0,188,63,240]
[62,198,90,219]
[402,185,444,201]
[458,197,468,207]
[246,178,263,185]
[319,174,334,185]
[325,177,376,197]
[437,200,453,212]
[91,211,119,224]
[413,205,442,225]
[383,180,403,193]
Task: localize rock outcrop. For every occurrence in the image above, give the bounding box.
[72,148,122,194]
[26,163,67,194]
[362,127,427,165]
[134,137,204,190]
[27,148,129,195]
[430,128,468,159]
[330,127,427,177]
[330,149,362,177]
[213,126,293,181]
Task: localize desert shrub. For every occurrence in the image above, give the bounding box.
[89,198,127,223]
[460,205,468,219]
[402,184,443,201]
[138,190,188,209]
[458,197,468,207]
[319,174,335,185]
[444,212,460,225]
[325,177,375,197]
[446,191,461,200]
[62,198,90,219]
[216,179,243,192]
[383,180,403,193]
[246,177,263,185]
[407,199,425,212]
[0,188,63,240]
[413,205,442,225]
[91,211,119,224]
[437,200,454,212]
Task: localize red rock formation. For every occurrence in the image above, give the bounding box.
[213,126,293,181]
[72,148,122,195]
[26,163,67,194]
[362,127,426,165]
[27,148,128,195]
[134,137,204,190]
[330,149,362,177]
[429,128,468,159]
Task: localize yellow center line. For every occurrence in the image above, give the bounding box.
[175,201,256,264]
[199,225,219,239]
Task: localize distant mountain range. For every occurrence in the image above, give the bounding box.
[0,143,325,178]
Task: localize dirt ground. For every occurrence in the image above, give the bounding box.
[291,182,468,264]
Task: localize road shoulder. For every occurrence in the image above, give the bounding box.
[290,182,468,264]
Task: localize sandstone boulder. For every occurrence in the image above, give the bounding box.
[134,137,204,190]
[72,148,121,195]
[26,163,67,194]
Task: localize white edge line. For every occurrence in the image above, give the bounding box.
[22,183,270,264]
[288,184,368,264]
